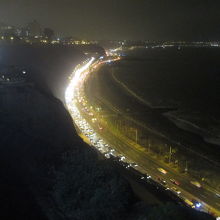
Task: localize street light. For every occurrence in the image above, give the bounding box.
[185,161,188,173]
[168,146,172,163]
[135,129,138,144]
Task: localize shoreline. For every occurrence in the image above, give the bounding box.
[112,71,220,147]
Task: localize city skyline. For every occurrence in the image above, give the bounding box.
[1,0,220,40]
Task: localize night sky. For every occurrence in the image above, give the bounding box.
[1,0,220,40]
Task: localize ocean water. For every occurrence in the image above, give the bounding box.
[113,47,220,144]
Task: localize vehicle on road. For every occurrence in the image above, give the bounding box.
[157,177,167,186]
[171,187,181,195]
[157,168,167,174]
[215,193,220,198]
[184,199,195,208]
[161,180,167,186]
[104,153,111,158]
[170,178,180,186]
[119,156,126,161]
[144,173,151,179]
[131,162,138,168]
[190,181,201,188]
[126,164,131,169]
[192,200,202,208]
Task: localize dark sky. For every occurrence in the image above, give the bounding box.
[1,0,220,40]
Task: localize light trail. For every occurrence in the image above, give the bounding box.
[65,57,119,154]
[65,57,95,104]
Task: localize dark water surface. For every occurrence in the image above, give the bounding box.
[113,47,220,144]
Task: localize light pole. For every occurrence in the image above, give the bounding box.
[185,161,188,173]
[168,146,172,163]
[135,129,138,144]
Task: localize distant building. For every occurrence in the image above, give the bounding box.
[27,20,42,37]
[0,22,15,35]
[61,36,96,45]
[0,22,6,34]
[15,27,29,38]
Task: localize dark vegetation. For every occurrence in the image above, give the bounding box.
[0,45,214,219]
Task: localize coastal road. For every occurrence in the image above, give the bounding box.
[66,57,220,218]
[80,59,220,217]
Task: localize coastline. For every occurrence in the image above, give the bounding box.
[112,71,220,146]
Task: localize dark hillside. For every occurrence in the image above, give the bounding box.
[0,82,138,219]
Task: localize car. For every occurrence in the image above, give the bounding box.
[157,177,167,186]
[192,200,202,208]
[143,173,151,179]
[131,162,138,167]
[190,181,201,188]
[104,153,110,158]
[125,164,131,169]
[157,168,167,174]
[161,180,167,186]
[109,150,116,156]
[171,187,181,195]
[110,149,115,154]
[184,199,195,208]
[119,156,126,161]
[170,178,180,186]
[215,193,220,198]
